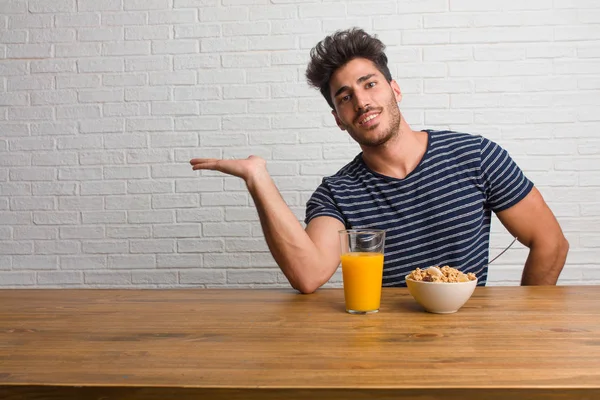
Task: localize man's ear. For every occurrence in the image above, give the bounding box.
[391,80,402,103]
[331,110,347,131]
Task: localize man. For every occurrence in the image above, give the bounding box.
[190,28,569,293]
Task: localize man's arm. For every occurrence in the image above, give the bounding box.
[495,187,569,285]
[191,156,344,293]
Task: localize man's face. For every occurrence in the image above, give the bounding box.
[329,58,402,148]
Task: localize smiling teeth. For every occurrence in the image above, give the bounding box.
[361,114,378,124]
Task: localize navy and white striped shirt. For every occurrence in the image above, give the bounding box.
[305,130,533,286]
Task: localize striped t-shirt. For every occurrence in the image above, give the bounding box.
[305,130,533,286]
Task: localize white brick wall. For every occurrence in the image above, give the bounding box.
[1,0,599,288]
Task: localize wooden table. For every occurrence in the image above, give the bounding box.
[0,287,599,400]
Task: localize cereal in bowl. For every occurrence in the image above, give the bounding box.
[406,265,476,283]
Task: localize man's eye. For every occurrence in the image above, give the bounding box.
[341,94,351,102]
[367,82,376,88]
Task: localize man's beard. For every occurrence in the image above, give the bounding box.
[345,94,402,148]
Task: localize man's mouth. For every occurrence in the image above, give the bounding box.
[357,111,381,127]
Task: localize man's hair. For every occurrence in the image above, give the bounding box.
[305,28,393,110]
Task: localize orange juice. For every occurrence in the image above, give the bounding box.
[341,252,384,313]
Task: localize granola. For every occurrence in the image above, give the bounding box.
[406,265,476,283]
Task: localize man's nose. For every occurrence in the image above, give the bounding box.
[353,92,369,112]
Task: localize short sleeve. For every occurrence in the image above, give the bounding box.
[304,179,347,226]
[480,137,534,212]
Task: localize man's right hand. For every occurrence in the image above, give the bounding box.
[190,155,267,184]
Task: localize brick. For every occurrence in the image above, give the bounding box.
[149,9,197,24]
[125,87,169,101]
[222,116,269,130]
[58,166,102,180]
[128,210,174,224]
[126,117,173,131]
[82,211,126,224]
[38,271,83,285]
[104,133,148,149]
[180,269,226,284]
[10,168,55,182]
[0,0,27,13]
[156,254,202,269]
[81,181,126,195]
[127,180,173,194]
[222,21,269,36]
[79,151,125,165]
[178,238,223,253]
[10,196,54,210]
[175,24,220,39]
[0,272,36,286]
[153,39,199,55]
[83,240,128,254]
[152,194,198,209]
[13,227,57,240]
[250,5,296,20]
[80,118,125,133]
[32,151,78,168]
[60,226,105,239]
[125,26,170,41]
[57,135,103,150]
[102,11,147,26]
[84,271,131,285]
[130,239,175,253]
[107,226,151,238]
[173,86,220,101]
[30,28,76,43]
[125,56,171,72]
[0,93,27,106]
[201,37,247,52]
[13,256,58,270]
[151,101,198,116]
[125,0,169,10]
[104,103,150,117]
[174,54,221,71]
[102,41,150,56]
[132,270,177,284]
[0,183,31,196]
[222,53,269,68]
[105,195,151,209]
[31,90,77,105]
[78,0,122,11]
[55,43,101,57]
[104,166,149,180]
[227,269,278,284]
[177,208,223,223]
[29,0,75,12]
[56,74,101,89]
[61,255,107,270]
[78,58,124,73]
[127,149,171,164]
[175,178,222,193]
[150,132,197,147]
[223,85,269,99]
[8,107,53,121]
[8,14,53,29]
[78,27,123,42]
[174,116,220,131]
[153,224,201,238]
[0,211,31,225]
[35,240,80,255]
[204,254,250,268]
[55,13,100,27]
[0,30,27,43]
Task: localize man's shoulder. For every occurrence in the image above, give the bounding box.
[427,129,483,149]
[323,153,368,186]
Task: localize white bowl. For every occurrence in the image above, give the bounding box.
[406,278,477,314]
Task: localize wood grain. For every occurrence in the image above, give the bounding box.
[1,286,599,399]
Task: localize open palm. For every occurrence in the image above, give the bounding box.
[190,155,267,182]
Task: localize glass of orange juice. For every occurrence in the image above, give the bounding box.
[339,229,386,314]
